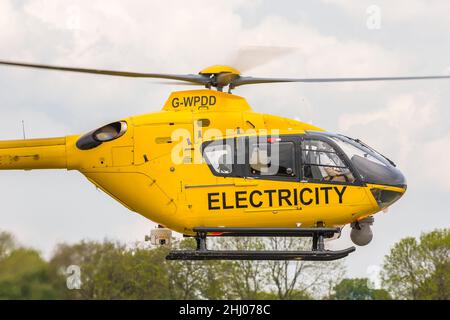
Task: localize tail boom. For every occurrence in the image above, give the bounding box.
[0,137,67,170]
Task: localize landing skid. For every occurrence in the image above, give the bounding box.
[166,227,355,261]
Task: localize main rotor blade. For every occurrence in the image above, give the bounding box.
[0,60,209,84]
[234,75,450,86]
[153,80,201,86]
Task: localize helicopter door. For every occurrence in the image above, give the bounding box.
[298,136,371,222]
[183,138,237,221]
[134,122,193,165]
[237,137,301,215]
[300,137,356,183]
[187,136,300,219]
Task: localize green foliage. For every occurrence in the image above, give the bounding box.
[49,240,171,299]
[330,278,391,300]
[215,237,268,299]
[0,245,60,299]
[0,231,16,260]
[381,228,450,300]
[0,228,447,300]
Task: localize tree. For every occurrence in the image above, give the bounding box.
[263,237,344,300]
[49,240,171,299]
[215,237,268,299]
[0,230,351,300]
[213,236,344,300]
[0,230,17,260]
[0,247,60,299]
[126,245,171,299]
[416,230,450,300]
[196,259,233,300]
[166,238,207,299]
[49,240,121,299]
[381,228,449,300]
[330,278,391,300]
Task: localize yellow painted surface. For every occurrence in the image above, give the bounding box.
[199,65,241,75]
[0,90,406,235]
[0,137,67,169]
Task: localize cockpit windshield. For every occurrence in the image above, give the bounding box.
[307,131,406,187]
[329,136,391,168]
[338,135,396,167]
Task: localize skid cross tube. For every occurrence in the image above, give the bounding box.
[196,232,207,251]
[166,227,355,261]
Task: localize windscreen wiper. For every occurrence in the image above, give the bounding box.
[354,138,396,167]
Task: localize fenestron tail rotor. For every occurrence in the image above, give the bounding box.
[1,59,450,93]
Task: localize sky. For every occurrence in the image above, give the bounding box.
[0,0,449,282]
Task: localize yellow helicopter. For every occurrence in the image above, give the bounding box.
[0,60,448,261]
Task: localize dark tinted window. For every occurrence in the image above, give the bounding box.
[302,139,355,183]
[249,142,295,177]
[329,135,406,187]
[203,139,234,175]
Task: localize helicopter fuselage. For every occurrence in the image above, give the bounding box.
[0,90,406,236]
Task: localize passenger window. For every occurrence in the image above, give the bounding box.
[203,141,233,175]
[302,139,355,183]
[249,142,295,177]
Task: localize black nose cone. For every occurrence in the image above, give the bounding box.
[351,155,406,187]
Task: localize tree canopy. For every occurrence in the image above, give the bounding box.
[0,228,447,300]
[330,278,391,300]
[381,228,449,300]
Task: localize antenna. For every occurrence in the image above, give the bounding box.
[21,120,26,139]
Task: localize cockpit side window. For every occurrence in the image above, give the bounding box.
[249,142,296,178]
[301,139,355,183]
[203,140,234,175]
[202,136,299,180]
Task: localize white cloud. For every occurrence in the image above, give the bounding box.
[338,92,450,191]
[239,15,406,77]
[323,0,450,24]
[1,0,449,279]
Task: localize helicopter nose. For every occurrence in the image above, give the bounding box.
[370,180,406,210]
[349,150,407,188]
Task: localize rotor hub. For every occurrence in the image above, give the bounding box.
[199,65,241,76]
[199,65,241,92]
